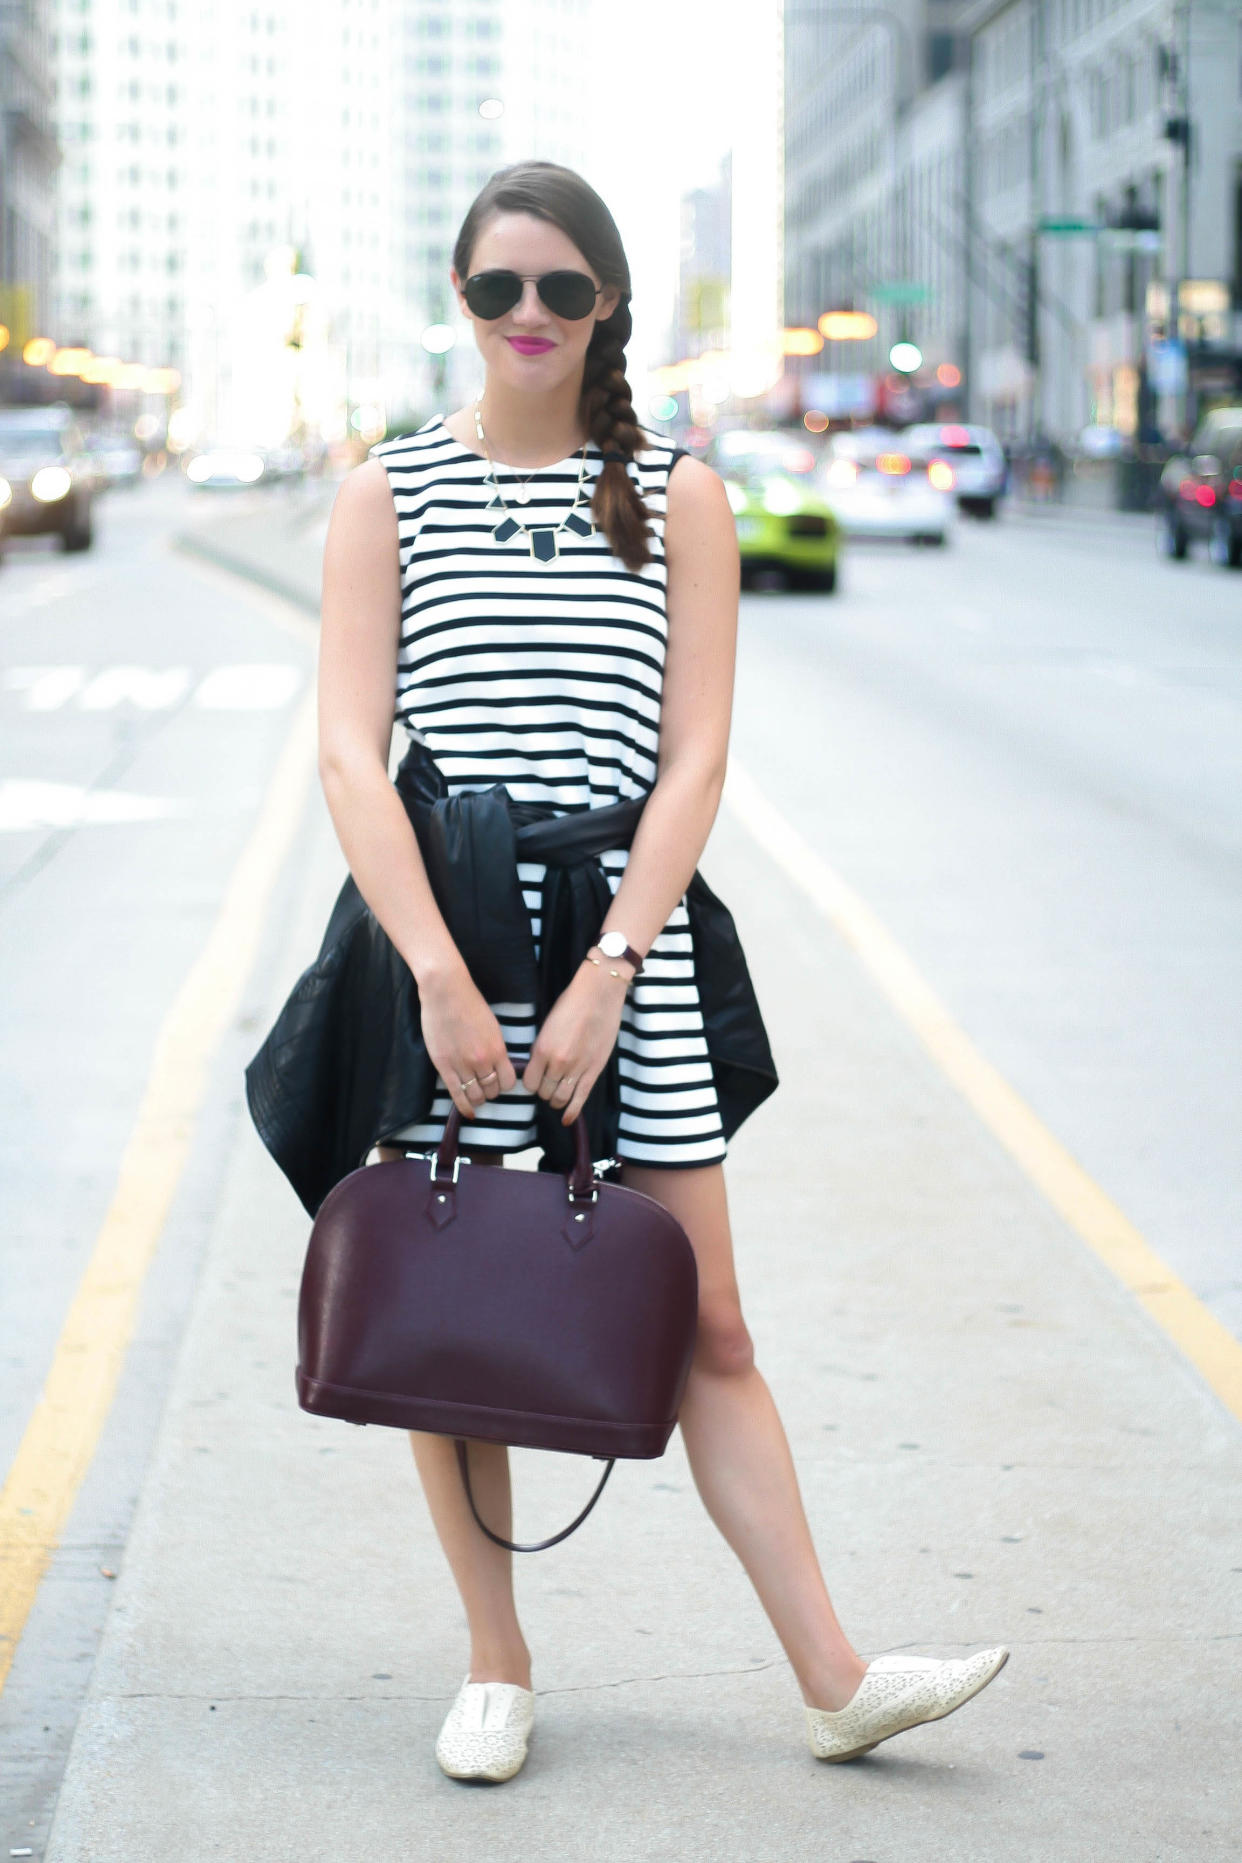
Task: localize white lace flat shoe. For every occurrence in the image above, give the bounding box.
[805,1646,1009,1762]
[435,1677,535,1783]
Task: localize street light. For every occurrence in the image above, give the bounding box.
[889,341,922,373]
[420,324,456,356]
[819,311,877,341]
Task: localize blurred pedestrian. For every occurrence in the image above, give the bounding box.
[248,160,1008,1782]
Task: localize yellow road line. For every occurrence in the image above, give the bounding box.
[0,684,318,1692]
[723,758,1242,1426]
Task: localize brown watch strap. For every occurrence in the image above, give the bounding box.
[595,934,644,976]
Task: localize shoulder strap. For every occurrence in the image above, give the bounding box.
[454,1438,616,1553]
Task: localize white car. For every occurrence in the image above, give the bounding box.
[820,429,954,545]
[185,445,267,489]
[901,423,1008,518]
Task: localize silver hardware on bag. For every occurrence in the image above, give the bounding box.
[429,1152,462,1186]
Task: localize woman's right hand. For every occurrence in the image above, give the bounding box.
[416,961,518,1119]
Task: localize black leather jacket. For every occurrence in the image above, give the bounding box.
[245,739,778,1215]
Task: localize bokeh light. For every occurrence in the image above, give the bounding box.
[818,311,877,341]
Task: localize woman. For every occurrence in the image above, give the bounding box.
[248,161,1007,1782]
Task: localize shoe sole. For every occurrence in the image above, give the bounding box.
[818,1648,1010,1763]
[437,1757,527,1783]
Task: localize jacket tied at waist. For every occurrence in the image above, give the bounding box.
[244,738,778,1217]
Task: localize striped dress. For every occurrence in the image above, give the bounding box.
[369,413,728,1168]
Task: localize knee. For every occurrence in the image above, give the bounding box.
[693,1299,756,1378]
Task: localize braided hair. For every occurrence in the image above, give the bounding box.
[452,161,656,572]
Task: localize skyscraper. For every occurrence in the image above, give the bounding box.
[48,0,597,444]
[1,0,59,387]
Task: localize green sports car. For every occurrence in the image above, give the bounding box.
[708,429,840,592]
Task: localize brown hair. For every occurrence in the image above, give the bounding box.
[452,160,655,572]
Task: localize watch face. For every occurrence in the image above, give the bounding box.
[598,932,626,957]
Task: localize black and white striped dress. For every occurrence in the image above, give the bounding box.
[370,414,728,1168]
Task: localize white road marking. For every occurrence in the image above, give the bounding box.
[193,663,302,709]
[5,666,88,710]
[0,569,102,614]
[3,662,302,711]
[80,666,193,710]
[0,779,183,832]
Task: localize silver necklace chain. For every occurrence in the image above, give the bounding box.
[473,398,595,561]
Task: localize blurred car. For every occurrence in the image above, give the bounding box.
[0,405,96,554]
[902,422,1008,517]
[708,429,841,591]
[185,445,267,489]
[1077,423,1126,459]
[1156,407,1242,569]
[87,431,144,489]
[262,443,308,483]
[821,429,954,545]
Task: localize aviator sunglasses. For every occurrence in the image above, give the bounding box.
[463,268,606,322]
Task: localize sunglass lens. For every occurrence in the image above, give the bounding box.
[538,272,599,319]
[465,272,522,319]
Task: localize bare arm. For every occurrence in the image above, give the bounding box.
[317,459,517,1118]
[525,455,739,1121]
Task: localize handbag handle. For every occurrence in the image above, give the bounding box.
[436,1105,596,1201]
[454,1439,616,1553]
[440,1104,611,1548]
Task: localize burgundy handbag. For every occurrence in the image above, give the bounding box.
[296,1109,700,1551]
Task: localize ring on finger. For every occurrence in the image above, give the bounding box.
[458,1076,478,1090]
[478,1069,499,1084]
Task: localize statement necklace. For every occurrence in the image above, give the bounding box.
[474,398,595,562]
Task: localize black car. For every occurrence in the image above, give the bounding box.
[1157,407,1242,569]
[0,405,96,556]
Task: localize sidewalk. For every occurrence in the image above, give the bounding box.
[42,527,1241,1860]
[174,478,337,615]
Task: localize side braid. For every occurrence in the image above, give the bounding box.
[580,298,655,572]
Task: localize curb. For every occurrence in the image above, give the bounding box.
[171,482,337,617]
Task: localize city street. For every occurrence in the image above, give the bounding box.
[2,477,1240,1858]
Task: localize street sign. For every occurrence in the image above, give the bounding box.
[1098,228,1162,254]
[1038,217,1102,235]
[868,281,931,304]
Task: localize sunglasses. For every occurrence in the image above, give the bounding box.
[463,269,605,322]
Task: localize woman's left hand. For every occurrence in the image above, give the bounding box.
[523,958,632,1124]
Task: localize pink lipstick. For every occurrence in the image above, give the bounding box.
[507,337,555,355]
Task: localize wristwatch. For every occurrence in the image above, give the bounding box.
[596,931,645,975]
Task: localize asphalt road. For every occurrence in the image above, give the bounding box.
[0,476,1238,1849]
[0,475,317,1846]
[729,506,1242,1339]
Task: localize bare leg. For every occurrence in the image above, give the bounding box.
[375,1144,531,1689]
[621,1161,868,1711]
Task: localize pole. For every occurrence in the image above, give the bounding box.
[963,33,976,421]
[1027,0,1045,441]
[1179,0,1193,436]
